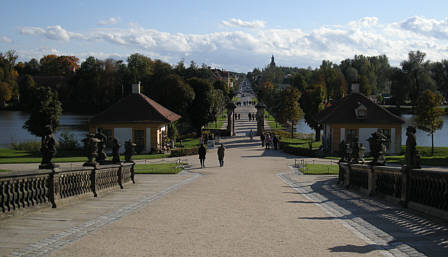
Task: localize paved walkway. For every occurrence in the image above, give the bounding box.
[0,95,447,256]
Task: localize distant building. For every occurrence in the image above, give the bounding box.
[270,55,276,67]
[89,83,181,153]
[316,92,404,154]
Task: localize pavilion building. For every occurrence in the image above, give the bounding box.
[88,83,181,153]
[316,91,404,154]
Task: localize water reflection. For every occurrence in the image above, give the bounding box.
[0,111,90,148]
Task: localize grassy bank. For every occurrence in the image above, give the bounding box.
[134,163,184,174]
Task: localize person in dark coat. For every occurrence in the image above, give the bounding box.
[260,133,265,147]
[198,144,207,168]
[273,135,279,150]
[217,144,225,167]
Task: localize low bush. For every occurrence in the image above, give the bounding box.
[170,147,200,157]
[57,131,81,152]
[9,141,41,153]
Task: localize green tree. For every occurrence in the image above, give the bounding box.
[390,68,409,107]
[23,86,62,137]
[300,83,326,141]
[156,74,195,116]
[276,86,302,138]
[18,74,36,109]
[213,80,230,96]
[415,89,444,155]
[291,73,307,92]
[187,78,217,135]
[401,51,436,105]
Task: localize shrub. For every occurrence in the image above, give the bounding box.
[9,140,41,152]
[57,131,80,151]
[279,142,317,157]
[170,147,200,157]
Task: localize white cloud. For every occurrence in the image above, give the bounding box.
[19,25,84,41]
[98,17,120,25]
[16,16,448,71]
[222,18,266,29]
[0,36,12,43]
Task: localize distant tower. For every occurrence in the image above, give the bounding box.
[270,55,276,67]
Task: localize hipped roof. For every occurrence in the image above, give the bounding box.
[316,93,404,124]
[90,93,181,125]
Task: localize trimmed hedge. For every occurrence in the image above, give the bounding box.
[279,142,317,157]
[170,147,200,157]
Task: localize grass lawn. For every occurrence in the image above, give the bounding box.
[204,113,227,129]
[0,148,169,164]
[175,137,200,149]
[134,163,184,174]
[280,137,322,150]
[301,164,339,175]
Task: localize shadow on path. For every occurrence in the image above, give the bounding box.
[283,174,448,256]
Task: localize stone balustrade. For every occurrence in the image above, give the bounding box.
[339,162,448,220]
[0,163,135,215]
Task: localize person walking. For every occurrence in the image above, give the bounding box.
[265,133,271,149]
[217,144,225,167]
[198,144,206,168]
[273,134,279,150]
[260,133,265,147]
[249,129,253,140]
[248,113,252,121]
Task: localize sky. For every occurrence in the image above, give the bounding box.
[2,0,448,72]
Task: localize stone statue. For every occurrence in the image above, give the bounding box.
[112,137,121,163]
[368,131,387,165]
[339,140,347,162]
[124,140,136,162]
[39,125,57,169]
[83,133,100,167]
[351,137,361,163]
[405,126,421,169]
[95,128,107,163]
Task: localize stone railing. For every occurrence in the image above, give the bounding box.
[0,163,135,215]
[339,162,448,220]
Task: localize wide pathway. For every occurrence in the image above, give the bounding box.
[1,99,447,256]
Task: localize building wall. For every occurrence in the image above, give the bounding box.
[329,123,402,154]
[114,128,132,153]
[89,123,166,153]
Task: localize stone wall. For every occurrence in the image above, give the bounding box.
[0,163,135,216]
[339,162,448,221]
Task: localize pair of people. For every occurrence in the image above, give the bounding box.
[198,143,225,168]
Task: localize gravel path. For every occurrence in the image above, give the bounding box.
[47,104,386,257]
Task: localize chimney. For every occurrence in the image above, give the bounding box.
[351,83,360,94]
[132,82,141,94]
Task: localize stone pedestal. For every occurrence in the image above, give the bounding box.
[255,102,266,136]
[226,102,236,136]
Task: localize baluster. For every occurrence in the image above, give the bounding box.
[37,177,44,204]
[18,179,24,208]
[0,181,4,213]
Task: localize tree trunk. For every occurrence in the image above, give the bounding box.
[291,122,294,138]
[315,127,321,142]
[431,132,434,156]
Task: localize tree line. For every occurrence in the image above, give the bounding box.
[0,50,240,136]
[249,51,446,150]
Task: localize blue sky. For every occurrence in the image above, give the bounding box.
[2,0,448,71]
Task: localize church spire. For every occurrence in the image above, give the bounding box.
[270,55,276,67]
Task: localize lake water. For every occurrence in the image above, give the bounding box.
[296,114,448,147]
[0,110,91,148]
[1,111,448,148]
